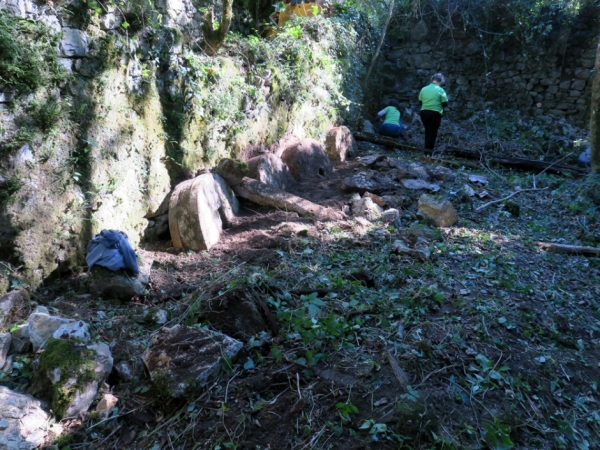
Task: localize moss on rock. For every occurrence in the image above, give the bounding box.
[33,338,96,418]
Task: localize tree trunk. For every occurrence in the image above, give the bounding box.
[201,0,234,56]
[363,0,395,85]
[232,177,344,221]
[591,38,600,173]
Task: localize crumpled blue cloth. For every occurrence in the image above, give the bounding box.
[86,229,139,275]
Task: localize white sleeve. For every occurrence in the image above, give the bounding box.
[377,109,387,116]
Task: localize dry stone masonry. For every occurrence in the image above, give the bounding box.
[383,19,597,125]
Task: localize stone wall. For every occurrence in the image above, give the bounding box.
[382,18,598,126]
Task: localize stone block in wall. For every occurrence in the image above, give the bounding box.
[576,99,586,105]
[581,59,595,68]
[581,49,597,59]
[455,76,468,86]
[556,103,574,110]
[569,90,583,97]
[410,20,429,42]
[411,54,436,69]
[389,48,404,60]
[559,81,571,90]
[544,93,555,100]
[574,68,591,80]
[571,80,586,90]
[540,78,558,86]
[548,109,566,117]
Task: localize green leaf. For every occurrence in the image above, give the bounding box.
[122,21,130,29]
[243,358,255,370]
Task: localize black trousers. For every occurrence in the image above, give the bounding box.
[420,110,442,150]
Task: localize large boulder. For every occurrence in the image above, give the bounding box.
[169,173,239,251]
[0,386,50,450]
[325,126,357,162]
[281,139,333,181]
[87,253,153,301]
[247,153,295,190]
[143,325,243,397]
[417,194,459,227]
[31,338,113,418]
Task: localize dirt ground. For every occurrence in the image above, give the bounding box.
[11,117,600,449]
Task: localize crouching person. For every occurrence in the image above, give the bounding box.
[377,99,404,138]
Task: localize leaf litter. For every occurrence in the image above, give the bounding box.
[22,117,600,449]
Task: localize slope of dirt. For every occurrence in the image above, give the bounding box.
[4,117,600,450]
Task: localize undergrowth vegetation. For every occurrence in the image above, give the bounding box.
[166,14,367,169]
[0,10,66,94]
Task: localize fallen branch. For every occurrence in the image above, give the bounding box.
[475,187,547,212]
[353,132,587,177]
[232,177,344,221]
[386,349,409,390]
[536,242,600,256]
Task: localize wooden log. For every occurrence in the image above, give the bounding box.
[353,132,587,177]
[536,242,600,256]
[232,177,344,221]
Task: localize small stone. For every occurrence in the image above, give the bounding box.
[95,393,118,419]
[0,333,11,368]
[351,196,383,220]
[402,179,440,192]
[9,323,30,354]
[417,194,458,227]
[428,165,456,181]
[363,191,385,207]
[114,361,134,382]
[381,209,402,229]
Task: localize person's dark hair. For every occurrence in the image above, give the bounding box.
[388,99,401,109]
[431,73,445,83]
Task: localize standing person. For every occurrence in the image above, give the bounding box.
[418,73,448,149]
[377,99,404,138]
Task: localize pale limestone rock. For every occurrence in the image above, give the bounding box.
[60,28,89,57]
[169,173,239,251]
[95,393,118,419]
[417,194,458,227]
[247,153,295,190]
[325,126,357,162]
[350,195,383,220]
[0,386,49,450]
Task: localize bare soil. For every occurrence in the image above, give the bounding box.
[13,121,600,449]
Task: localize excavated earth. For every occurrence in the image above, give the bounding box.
[12,133,600,449]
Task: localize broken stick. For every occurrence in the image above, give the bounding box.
[475,187,547,212]
[536,242,600,256]
[386,349,409,390]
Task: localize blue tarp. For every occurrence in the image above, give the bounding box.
[86,229,139,275]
